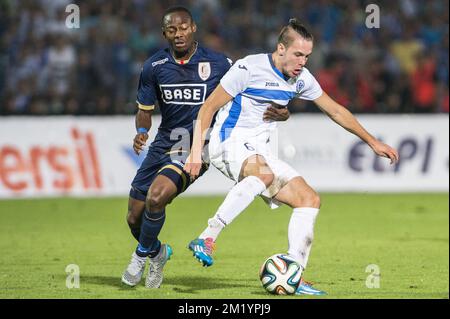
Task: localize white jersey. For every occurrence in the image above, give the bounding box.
[214,53,323,142]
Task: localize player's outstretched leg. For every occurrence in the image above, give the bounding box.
[188,177,270,266]
[274,176,326,296]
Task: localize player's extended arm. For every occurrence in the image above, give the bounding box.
[314,92,399,164]
[133,108,153,155]
[184,84,233,178]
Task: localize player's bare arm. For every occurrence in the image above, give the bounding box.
[133,107,153,155]
[314,92,399,164]
[185,85,233,178]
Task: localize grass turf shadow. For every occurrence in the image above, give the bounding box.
[57,274,254,295]
[164,275,253,294]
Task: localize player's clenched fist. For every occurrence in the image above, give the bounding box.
[133,132,148,155]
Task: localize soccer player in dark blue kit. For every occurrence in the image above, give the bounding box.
[122,7,290,288]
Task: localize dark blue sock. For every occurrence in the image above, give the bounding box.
[130,227,140,241]
[135,209,165,258]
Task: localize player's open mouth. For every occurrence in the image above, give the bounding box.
[293,69,301,76]
[175,42,186,48]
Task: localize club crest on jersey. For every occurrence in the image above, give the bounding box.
[198,62,211,81]
[296,80,305,93]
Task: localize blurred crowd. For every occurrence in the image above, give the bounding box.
[0,0,448,115]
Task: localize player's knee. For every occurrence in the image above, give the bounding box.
[242,156,274,187]
[301,190,321,208]
[257,172,274,188]
[243,166,274,187]
[146,188,170,212]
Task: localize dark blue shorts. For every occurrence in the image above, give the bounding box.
[129,147,208,202]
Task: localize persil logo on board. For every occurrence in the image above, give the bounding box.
[160,84,207,105]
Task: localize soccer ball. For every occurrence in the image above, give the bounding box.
[259,254,303,295]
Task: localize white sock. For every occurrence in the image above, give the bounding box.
[199,176,267,241]
[287,207,320,270]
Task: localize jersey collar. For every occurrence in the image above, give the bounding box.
[171,42,199,65]
[268,54,290,81]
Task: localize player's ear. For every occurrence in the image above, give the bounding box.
[278,43,286,56]
[192,22,197,33]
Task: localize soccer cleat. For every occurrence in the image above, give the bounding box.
[295,278,327,296]
[121,252,147,287]
[145,244,173,288]
[188,237,216,267]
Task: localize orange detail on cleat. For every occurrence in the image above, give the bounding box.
[300,278,315,287]
[203,237,216,255]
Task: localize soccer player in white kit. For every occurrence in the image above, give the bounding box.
[184,19,399,295]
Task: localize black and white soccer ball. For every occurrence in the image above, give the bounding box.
[259,254,303,295]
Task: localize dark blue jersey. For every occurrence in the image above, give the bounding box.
[136,44,232,152]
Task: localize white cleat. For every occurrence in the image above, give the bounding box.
[121,252,147,287]
[145,244,173,288]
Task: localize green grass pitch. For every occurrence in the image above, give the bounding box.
[0,194,448,299]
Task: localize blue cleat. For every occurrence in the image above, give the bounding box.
[188,237,215,267]
[295,278,327,296]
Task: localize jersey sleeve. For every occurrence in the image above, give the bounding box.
[136,62,156,110]
[218,55,233,78]
[297,68,323,101]
[220,58,250,97]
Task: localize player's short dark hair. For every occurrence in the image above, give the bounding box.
[278,18,313,47]
[162,6,194,26]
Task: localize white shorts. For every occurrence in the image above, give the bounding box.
[208,127,300,208]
